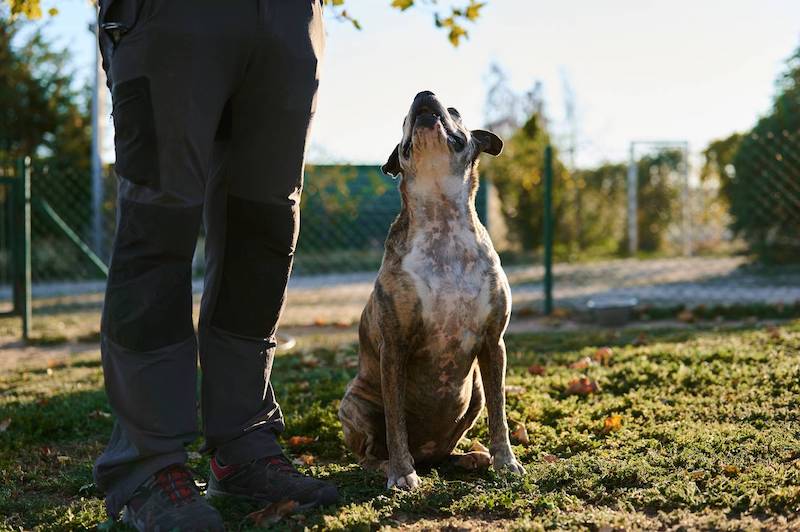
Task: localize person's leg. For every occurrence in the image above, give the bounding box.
[92,0,253,516]
[198,0,325,465]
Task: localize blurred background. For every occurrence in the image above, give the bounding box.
[1,0,800,344]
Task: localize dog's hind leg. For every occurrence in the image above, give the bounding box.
[339,386,388,470]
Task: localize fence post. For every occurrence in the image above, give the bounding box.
[543,145,554,316]
[12,157,32,340]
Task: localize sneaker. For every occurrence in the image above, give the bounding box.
[207,454,339,510]
[121,464,224,532]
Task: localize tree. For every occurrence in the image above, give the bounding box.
[5,0,488,46]
[721,46,800,263]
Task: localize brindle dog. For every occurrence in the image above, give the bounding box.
[338,91,525,489]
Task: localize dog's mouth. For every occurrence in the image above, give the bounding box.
[403,102,466,157]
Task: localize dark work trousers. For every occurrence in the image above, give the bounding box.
[92,0,324,517]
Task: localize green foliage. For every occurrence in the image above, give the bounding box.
[481,113,570,252]
[627,150,682,253]
[571,163,627,256]
[1,323,800,529]
[723,46,800,263]
[0,16,90,167]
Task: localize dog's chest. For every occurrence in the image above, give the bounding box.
[401,212,493,362]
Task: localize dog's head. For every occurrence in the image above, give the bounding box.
[381,91,503,179]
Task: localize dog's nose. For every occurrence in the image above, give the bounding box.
[414,90,436,101]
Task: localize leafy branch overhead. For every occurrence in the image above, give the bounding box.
[5,0,486,46]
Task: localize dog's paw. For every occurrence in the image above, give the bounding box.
[386,470,421,490]
[492,451,526,475]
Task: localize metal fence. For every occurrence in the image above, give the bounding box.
[1,121,799,338]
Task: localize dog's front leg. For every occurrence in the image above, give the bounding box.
[380,338,420,490]
[478,337,526,475]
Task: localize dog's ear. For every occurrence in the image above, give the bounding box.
[381,144,401,177]
[472,130,504,156]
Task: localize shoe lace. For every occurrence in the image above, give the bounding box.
[152,464,198,506]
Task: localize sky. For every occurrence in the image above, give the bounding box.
[34,0,800,167]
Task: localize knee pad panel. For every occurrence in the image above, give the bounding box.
[102,199,202,351]
[211,195,299,338]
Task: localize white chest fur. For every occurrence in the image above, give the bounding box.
[400,200,493,358]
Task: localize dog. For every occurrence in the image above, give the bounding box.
[338,91,525,489]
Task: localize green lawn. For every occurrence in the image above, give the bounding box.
[1,323,799,530]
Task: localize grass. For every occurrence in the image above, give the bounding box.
[1,323,799,530]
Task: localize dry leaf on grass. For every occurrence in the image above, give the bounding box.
[723,464,740,476]
[542,453,559,463]
[527,364,546,376]
[88,410,111,419]
[287,435,315,447]
[766,325,782,340]
[57,455,71,464]
[505,385,525,395]
[593,347,613,365]
[511,424,529,445]
[601,414,623,434]
[569,356,595,370]
[312,318,327,327]
[296,381,310,391]
[0,418,10,433]
[566,377,600,396]
[334,320,351,329]
[291,454,316,467]
[344,356,359,369]
[690,470,705,480]
[677,309,695,323]
[247,499,299,527]
[46,358,66,369]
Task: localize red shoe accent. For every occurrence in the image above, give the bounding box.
[211,456,240,481]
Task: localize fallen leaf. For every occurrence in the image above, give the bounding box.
[296,381,310,391]
[57,455,71,464]
[723,464,740,476]
[505,385,525,395]
[312,318,327,327]
[601,414,623,434]
[46,358,65,369]
[344,356,359,369]
[334,320,351,329]
[287,435,315,447]
[677,309,695,323]
[247,499,299,527]
[552,308,570,319]
[0,418,10,432]
[593,347,613,365]
[766,325,782,340]
[690,470,705,480]
[511,424,529,445]
[542,453,559,463]
[187,451,202,460]
[470,440,489,454]
[566,377,600,396]
[292,454,316,466]
[569,356,595,370]
[454,451,491,470]
[88,410,111,419]
[527,364,546,376]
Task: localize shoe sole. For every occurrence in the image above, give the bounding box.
[204,487,324,512]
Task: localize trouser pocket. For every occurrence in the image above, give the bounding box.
[111,76,160,188]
